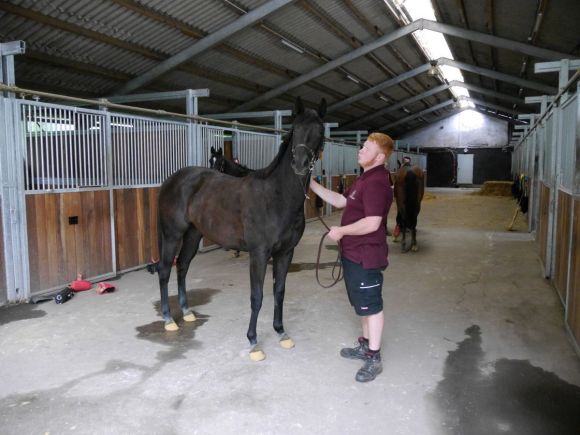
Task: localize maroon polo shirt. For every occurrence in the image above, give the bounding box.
[341,165,393,269]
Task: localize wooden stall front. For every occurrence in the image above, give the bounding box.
[537,183,550,272]
[567,197,580,347]
[26,191,113,293]
[114,187,159,271]
[554,190,573,304]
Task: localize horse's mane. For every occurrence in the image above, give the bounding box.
[250,129,293,179]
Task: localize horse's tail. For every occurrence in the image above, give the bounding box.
[404,169,420,229]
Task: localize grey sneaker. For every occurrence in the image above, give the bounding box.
[340,337,369,360]
[355,352,383,382]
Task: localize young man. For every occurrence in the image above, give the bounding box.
[310,132,394,382]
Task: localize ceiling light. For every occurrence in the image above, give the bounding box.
[402,107,411,113]
[280,39,304,54]
[427,60,439,76]
[379,96,389,102]
[346,74,360,84]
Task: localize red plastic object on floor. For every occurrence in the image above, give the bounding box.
[96,282,115,294]
[69,273,92,292]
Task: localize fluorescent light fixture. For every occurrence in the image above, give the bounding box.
[280,39,304,54]
[346,74,360,84]
[379,96,389,102]
[402,107,411,113]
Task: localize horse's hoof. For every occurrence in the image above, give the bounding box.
[279,336,295,349]
[411,246,418,252]
[183,311,196,322]
[393,237,399,243]
[249,348,266,361]
[164,320,179,331]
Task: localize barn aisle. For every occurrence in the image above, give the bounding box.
[1,189,579,435]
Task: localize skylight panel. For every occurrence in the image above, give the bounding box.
[387,0,471,101]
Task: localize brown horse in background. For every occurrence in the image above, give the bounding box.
[394,165,425,252]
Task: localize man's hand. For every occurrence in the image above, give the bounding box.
[327,226,343,241]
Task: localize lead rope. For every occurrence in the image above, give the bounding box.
[315,214,343,288]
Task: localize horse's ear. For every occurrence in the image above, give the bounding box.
[318,98,327,119]
[210,146,215,153]
[293,97,304,117]
[217,148,223,155]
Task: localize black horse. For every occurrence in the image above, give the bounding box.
[393,165,425,252]
[157,97,326,361]
[209,147,254,177]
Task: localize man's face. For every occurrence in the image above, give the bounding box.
[358,139,382,168]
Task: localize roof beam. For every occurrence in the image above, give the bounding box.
[448,81,526,106]
[328,63,431,113]
[380,100,456,130]
[468,98,523,116]
[233,20,423,111]
[329,58,550,117]
[438,58,557,94]
[341,83,450,128]
[114,0,293,95]
[422,19,573,61]
[234,18,572,111]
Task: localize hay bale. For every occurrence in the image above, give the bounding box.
[477,181,513,196]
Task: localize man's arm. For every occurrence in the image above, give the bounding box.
[310,178,347,209]
[327,216,382,241]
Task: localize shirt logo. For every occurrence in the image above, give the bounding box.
[349,190,357,200]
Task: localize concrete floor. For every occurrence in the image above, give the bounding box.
[1,189,580,435]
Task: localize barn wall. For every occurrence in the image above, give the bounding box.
[398,110,508,149]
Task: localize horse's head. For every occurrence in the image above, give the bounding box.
[289,97,326,177]
[209,146,225,172]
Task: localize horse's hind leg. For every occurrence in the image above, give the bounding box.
[158,234,182,331]
[176,225,203,322]
[272,250,295,350]
[247,249,269,361]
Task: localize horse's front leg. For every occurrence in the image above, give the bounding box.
[411,227,418,252]
[247,249,269,361]
[272,249,295,350]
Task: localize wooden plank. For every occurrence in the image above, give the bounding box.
[566,198,580,347]
[114,189,127,269]
[554,190,572,302]
[61,192,80,282]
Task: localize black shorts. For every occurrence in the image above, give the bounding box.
[342,257,384,316]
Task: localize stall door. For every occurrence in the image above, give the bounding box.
[457,154,474,185]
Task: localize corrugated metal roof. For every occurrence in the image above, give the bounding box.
[0,0,578,137]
